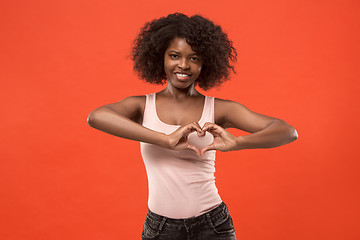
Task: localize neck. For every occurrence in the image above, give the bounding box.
[163,83,199,98]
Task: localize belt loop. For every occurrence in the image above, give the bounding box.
[206,213,214,228]
[159,217,167,231]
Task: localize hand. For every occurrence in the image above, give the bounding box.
[166,122,205,156]
[200,122,239,155]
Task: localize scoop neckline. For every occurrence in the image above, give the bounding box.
[153,93,207,127]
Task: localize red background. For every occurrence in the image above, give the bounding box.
[1,0,359,239]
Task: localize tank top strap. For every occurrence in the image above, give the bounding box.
[143,93,157,126]
[147,93,156,110]
[201,96,215,124]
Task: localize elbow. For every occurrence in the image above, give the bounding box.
[288,126,298,142]
[87,110,101,128]
[87,111,95,127]
[277,119,298,143]
[275,119,299,142]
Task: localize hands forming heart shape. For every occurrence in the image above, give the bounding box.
[166,122,239,156]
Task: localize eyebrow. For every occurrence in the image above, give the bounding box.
[168,50,198,56]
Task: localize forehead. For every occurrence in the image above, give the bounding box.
[166,37,197,54]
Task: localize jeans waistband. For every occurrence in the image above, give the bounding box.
[146,202,227,225]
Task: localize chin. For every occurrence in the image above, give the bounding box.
[174,82,194,89]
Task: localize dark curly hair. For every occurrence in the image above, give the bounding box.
[131,13,237,90]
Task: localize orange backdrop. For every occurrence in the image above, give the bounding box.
[1,0,359,239]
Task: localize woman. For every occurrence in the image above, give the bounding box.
[87,13,298,240]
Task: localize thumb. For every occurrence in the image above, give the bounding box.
[186,144,201,156]
[200,144,216,156]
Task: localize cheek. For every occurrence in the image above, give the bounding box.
[163,61,171,73]
[196,65,202,75]
[164,59,175,69]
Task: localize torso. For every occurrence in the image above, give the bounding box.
[136,91,225,127]
[140,92,222,218]
[155,93,205,126]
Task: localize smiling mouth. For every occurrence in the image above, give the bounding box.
[175,73,191,80]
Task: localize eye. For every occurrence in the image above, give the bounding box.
[170,54,179,59]
[190,56,199,61]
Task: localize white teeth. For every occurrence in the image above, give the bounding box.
[176,73,189,77]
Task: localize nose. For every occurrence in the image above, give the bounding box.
[178,58,189,70]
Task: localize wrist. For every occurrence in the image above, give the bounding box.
[235,136,246,150]
[158,132,170,149]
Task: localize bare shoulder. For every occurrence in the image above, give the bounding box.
[103,95,146,124]
[214,97,239,108]
[214,98,244,126]
[106,95,145,111]
[214,97,279,132]
[214,98,249,113]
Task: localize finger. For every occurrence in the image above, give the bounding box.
[200,144,216,156]
[179,124,198,138]
[186,144,201,156]
[202,122,218,131]
[187,122,203,136]
[202,122,211,129]
[202,123,224,135]
[200,122,213,136]
[193,122,203,133]
[193,122,206,137]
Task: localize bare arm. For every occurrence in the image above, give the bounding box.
[87,96,168,146]
[201,99,298,153]
[236,119,298,149]
[87,96,203,154]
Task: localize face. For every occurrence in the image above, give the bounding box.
[164,37,203,89]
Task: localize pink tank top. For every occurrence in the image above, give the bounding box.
[140,93,222,218]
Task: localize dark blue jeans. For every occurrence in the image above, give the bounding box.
[141,202,236,240]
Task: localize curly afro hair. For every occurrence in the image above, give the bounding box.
[131,13,237,90]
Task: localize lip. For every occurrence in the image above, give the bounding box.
[174,72,191,81]
[175,71,191,75]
